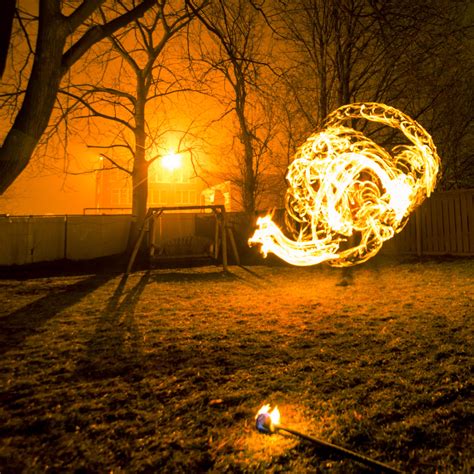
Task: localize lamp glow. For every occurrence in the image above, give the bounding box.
[161,152,182,171]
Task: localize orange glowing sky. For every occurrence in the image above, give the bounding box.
[0,1,233,215]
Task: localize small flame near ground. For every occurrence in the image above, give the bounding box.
[256,404,281,433]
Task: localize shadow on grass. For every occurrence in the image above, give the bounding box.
[0,273,116,357]
[148,267,274,291]
[0,255,126,280]
[76,271,150,380]
[336,267,355,287]
[149,269,237,284]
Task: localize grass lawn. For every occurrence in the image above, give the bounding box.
[0,257,472,473]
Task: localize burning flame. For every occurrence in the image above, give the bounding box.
[249,103,440,266]
[256,404,281,425]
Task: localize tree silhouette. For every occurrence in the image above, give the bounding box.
[62,1,204,244]
[189,0,276,213]
[0,0,156,195]
[268,0,474,189]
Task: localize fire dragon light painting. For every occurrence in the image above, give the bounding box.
[249,103,440,267]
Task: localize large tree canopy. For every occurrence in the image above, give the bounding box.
[1,0,472,202]
[0,0,157,195]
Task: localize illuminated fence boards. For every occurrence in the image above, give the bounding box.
[0,191,472,266]
[384,189,474,256]
[0,215,131,265]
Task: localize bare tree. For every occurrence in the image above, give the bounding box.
[268,0,474,188]
[188,0,276,213]
[268,0,399,140]
[379,0,474,190]
[0,0,157,195]
[61,1,205,244]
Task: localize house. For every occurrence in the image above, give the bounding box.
[202,174,286,213]
[94,153,286,214]
[94,153,208,212]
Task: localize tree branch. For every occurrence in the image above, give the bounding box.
[61,0,156,75]
[59,90,135,131]
[96,152,132,175]
[65,0,105,32]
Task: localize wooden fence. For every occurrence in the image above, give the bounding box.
[0,190,471,267]
[0,215,131,266]
[382,189,473,256]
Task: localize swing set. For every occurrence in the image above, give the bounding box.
[126,205,240,274]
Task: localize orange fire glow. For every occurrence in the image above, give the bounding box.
[249,103,440,266]
[256,404,281,426]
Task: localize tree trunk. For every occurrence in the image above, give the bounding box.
[128,82,149,250]
[0,0,156,195]
[0,5,67,193]
[236,84,256,214]
[129,153,149,251]
[242,137,256,213]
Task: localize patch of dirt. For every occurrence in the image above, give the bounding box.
[0,257,472,473]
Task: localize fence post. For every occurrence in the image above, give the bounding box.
[64,215,68,260]
[415,207,422,257]
[221,208,228,271]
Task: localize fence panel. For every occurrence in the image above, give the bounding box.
[460,192,471,252]
[0,215,132,265]
[446,195,457,253]
[66,215,131,260]
[384,189,473,256]
[431,196,442,253]
[0,216,65,265]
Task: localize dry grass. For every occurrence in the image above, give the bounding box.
[0,256,472,473]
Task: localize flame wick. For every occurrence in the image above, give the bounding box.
[255,404,281,433]
[249,102,440,267]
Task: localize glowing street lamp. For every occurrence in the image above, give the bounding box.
[161,152,182,171]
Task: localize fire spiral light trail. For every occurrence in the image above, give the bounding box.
[249,103,440,266]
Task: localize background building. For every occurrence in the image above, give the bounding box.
[95,152,208,212]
